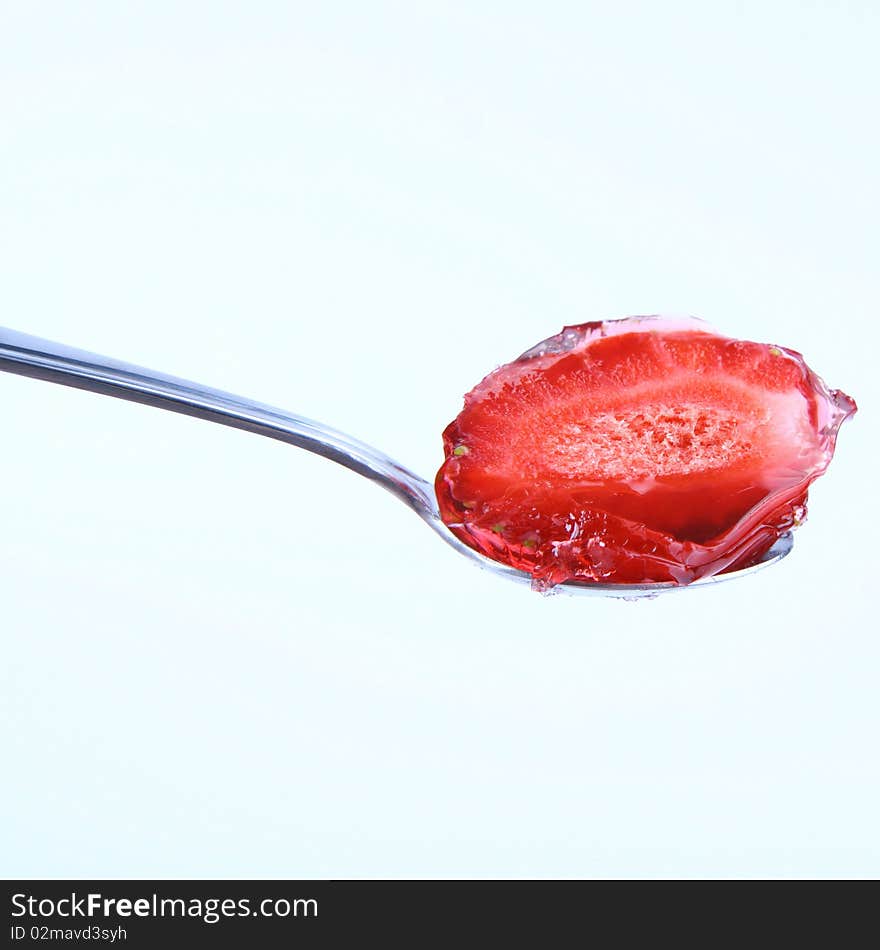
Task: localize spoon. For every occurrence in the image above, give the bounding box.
[0,326,791,597]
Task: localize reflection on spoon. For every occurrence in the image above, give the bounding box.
[0,326,791,598]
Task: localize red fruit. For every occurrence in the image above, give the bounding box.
[435,316,856,589]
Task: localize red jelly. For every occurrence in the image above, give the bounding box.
[435,316,856,588]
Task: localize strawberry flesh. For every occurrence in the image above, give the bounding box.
[435,316,856,588]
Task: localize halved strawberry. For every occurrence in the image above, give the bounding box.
[435,316,856,588]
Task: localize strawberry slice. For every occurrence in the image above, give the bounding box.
[435,316,856,589]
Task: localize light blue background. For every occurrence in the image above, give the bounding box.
[1,1,877,878]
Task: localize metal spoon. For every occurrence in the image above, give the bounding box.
[0,326,791,598]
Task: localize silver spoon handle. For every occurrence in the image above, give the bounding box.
[0,326,436,517]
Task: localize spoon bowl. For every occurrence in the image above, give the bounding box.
[0,327,792,597]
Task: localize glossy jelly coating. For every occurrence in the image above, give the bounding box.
[435,316,856,589]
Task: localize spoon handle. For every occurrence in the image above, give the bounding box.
[0,326,436,517]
